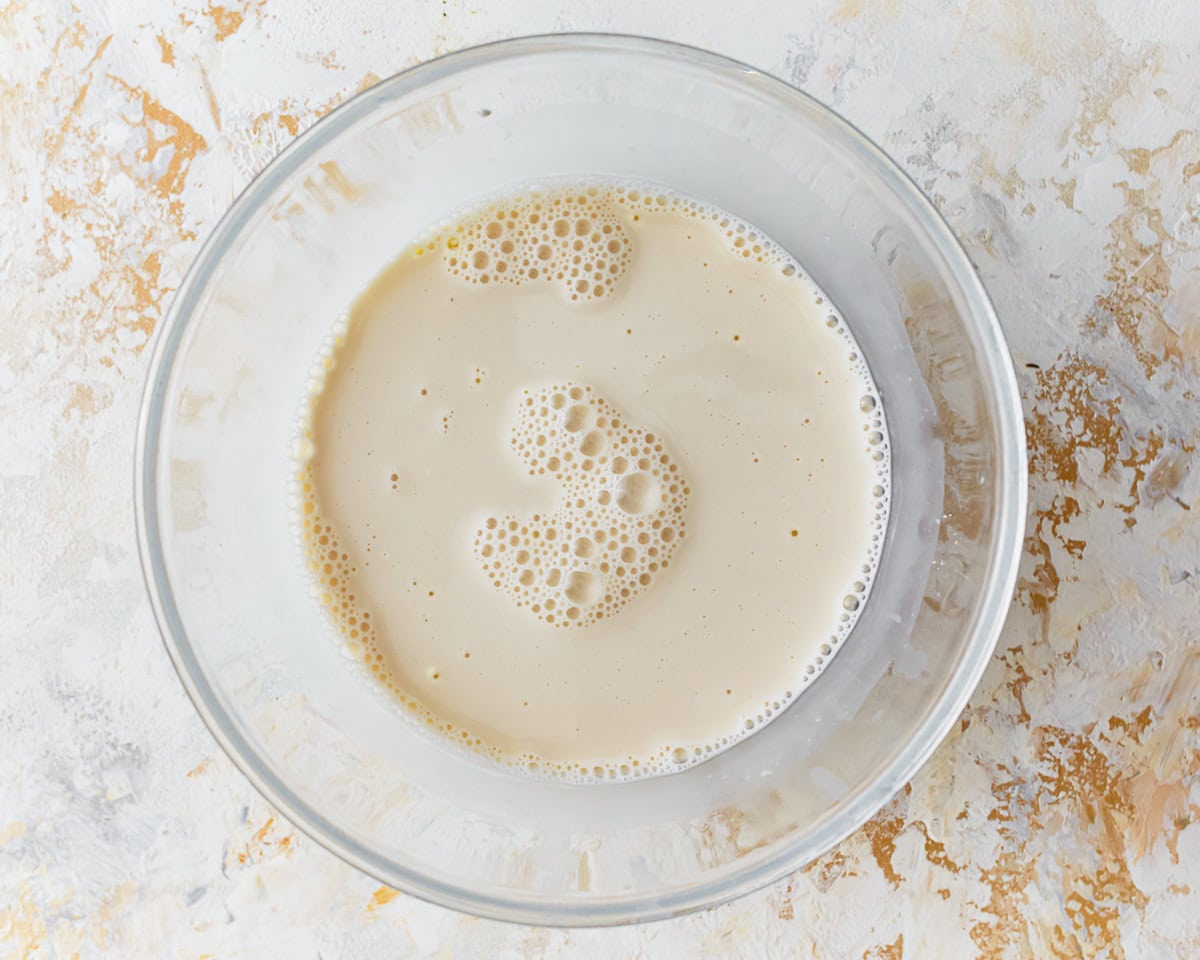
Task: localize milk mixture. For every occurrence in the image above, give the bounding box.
[294,184,890,781]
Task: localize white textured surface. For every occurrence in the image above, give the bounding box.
[3,1,1199,956]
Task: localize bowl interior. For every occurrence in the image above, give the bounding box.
[139,35,1024,925]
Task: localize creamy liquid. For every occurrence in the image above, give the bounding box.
[295,185,890,781]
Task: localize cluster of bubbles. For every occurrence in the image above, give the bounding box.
[434,188,632,300]
[428,182,815,302]
[474,383,689,628]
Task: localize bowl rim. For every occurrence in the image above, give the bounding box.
[135,32,1027,927]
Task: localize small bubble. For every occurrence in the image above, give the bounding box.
[573,537,596,558]
[617,472,660,515]
[580,430,606,456]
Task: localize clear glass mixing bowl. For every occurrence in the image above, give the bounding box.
[136,35,1026,925]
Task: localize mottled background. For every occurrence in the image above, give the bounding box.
[2,1,1198,957]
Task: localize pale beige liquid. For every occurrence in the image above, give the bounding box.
[296,185,889,781]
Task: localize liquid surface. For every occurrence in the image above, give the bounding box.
[295,185,890,781]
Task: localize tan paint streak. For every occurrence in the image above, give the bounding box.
[1091,133,1198,379]
[1035,726,1152,957]
[1124,147,1152,176]
[1020,494,1081,638]
[1113,432,1164,524]
[157,33,176,66]
[367,885,400,911]
[915,821,964,874]
[970,710,1178,957]
[863,813,907,885]
[863,935,903,960]
[207,4,245,41]
[862,812,963,889]
[45,35,112,158]
[1027,357,1122,487]
[1043,922,1087,959]
[1051,178,1076,210]
[198,61,221,129]
[1035,727,1130,846]
[1122,650,1200,861]
[998,646,1034,724]
[46,189,79,216]
[110,76,208,197]
[1016,349,1180,629]
[1106,706,1152,745]
[970,850,1039,958]
[251,816,275,845]
[63,382,99,418]
[32,58,199,361]
[1062,865,1147,960]
[84,33,113,69]
[231,815,297,866]
[142,97,207,197]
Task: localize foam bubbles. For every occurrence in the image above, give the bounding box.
[426,183,825,304]
[473,383,689,628]
[438,189,632,301]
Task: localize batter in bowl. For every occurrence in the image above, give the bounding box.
[294,184,890,781]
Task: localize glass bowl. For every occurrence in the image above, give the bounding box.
[136,35,1026,925]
